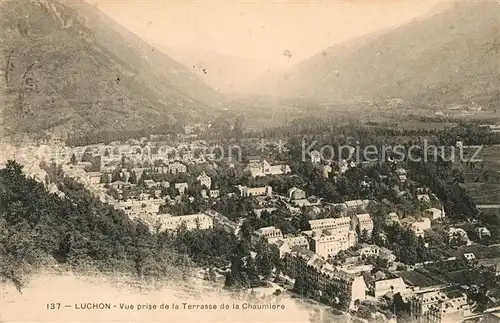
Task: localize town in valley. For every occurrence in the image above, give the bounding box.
[1,0,499,323]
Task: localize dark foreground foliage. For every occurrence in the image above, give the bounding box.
[0,161,235,289]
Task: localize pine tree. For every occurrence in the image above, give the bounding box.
[294,275,305,294]
[129,171,137,184]
[255,248,273,279]
[100,174,110,184]
[360,228,369,243]
[111,169,123,183]
[233,117,244,144]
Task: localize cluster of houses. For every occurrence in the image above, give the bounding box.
[247,201,480,322]
[249,206,379,309]
[239,187,490,322]
[34,136,500,323]
[401,286,475,323]
[244,159,292,178]
[48,140,292,238]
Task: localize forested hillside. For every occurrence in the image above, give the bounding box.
[0,161,238,289]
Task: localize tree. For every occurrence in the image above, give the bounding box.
[232,116,244,144]
[110,168,123,183]
[255,239,275,279]
[238,219,254,244]
[70,153,77,165]
[359,228,369,244]
[207,267,217,283]
[0,162,196,289]
[245,256,260,287]
[138,173,145,186]
[294,275,306,295]
[320,283,341,306]
[375,256,389,269]
[129,171,138,184]
[355,224,361,237]
[224,241,252,289]
[384,224,433,265]
[357,304,375,320]
[100,174,109,184]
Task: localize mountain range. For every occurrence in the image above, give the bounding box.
[261,0,499,108]
[0,0,220,140]
[0,0,499,141]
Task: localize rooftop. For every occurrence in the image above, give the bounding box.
[356,213,372,221]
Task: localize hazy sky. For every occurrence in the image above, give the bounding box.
[90,0,439,66]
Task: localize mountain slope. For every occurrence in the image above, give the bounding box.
[0,0,220,139]
[69,1,223,106]
[269,1,500,107]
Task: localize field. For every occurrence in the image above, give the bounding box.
[399,270,441,287]
[450,244,500,259]
[475,146,500,171]
[461,183,500,205]
[457,145,500,205]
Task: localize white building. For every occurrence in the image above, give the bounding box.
[417,194,431,202]
[322,164,332,179]
[209,189,220,199]
[476,227,491,239]
[197,171,212,189]
[424,207,445,221]
[308,216,351,233]
[174,182,189,195]
[252,226,283,244]
[143,179,158,189]
[158,213,213,232]
[309,230,357,258]
[310,150,321,164]
[449,228,472,246]
[339,159,349,173]
[237,185,273,197]
[358,244,381,258]
[273,236,310,258]
[372,277,408,298]
[344,199,372,210]
[385,212,400,226]
[168,161,187,174]
[288,187,306,200]
[408,218,431,238]
[396,168,407,183]
[427,296,470,323]
[463,253,476,261]
[245,159,291,178]
[410,288,471,323]
[86,172,102,185]
[283,247,367,310]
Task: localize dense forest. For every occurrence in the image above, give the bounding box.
[255,118,500,147]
